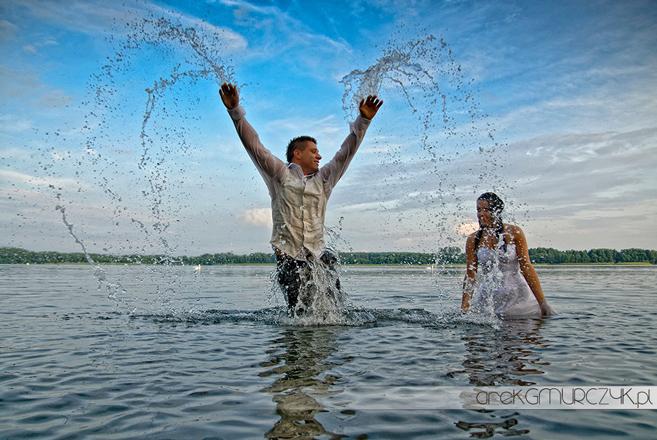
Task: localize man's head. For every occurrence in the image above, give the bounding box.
[286,136,321,174]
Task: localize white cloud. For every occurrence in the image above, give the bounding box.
[0,147,31,160]
[218,0,350,52]
[0,169,81,189]
[240,207,272,228]
[329,124,657,249]
[0,66,73,108]
[0,114,33,133]
[214,0,353,80]
[21,37,59,54]
[455,221,478,236]
[16,0,247,51]
[0,19,18,41]
[39,89,72,108]
[264,114,344,147]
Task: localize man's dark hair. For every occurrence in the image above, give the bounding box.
[286,136,317,163]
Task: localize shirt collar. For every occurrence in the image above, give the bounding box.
[287,162,317,178]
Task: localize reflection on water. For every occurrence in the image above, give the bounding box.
[462,319,549,386]
[455,319,550,438]
[259,327,344,439]
[3,265,657,438]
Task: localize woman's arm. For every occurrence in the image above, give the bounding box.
[461,234,477,312]
[511,225,554,316]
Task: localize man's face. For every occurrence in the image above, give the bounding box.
[293,140,322,174]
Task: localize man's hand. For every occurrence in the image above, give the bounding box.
[359,95,383,120]
[219,83,239,110]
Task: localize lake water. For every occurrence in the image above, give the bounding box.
[1,264,656,439]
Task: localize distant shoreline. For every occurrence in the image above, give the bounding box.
[0,262,656,272]
[2,262,654,268]
[1,247,655,266]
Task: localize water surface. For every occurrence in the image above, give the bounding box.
[2,265,656,438]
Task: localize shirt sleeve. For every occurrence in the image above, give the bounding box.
[227,105,287,188]
[319,115,372,191]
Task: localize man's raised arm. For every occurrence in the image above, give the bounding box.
[319,95,383,190]
[220,83,286,185]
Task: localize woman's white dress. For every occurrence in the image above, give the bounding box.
[471,239,541,318]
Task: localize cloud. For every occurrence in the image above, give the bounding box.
[0,147,31,161]
[455,221,478,236]
[15,0,247,51]
[263,114,344,150]
[39,89,72,107]
[219,0,350,52]
[215,0,353,79]
[0,114,33,133]
[240,207,272,228]
[0,19,18,41]
[0,169,81,189]
[489,81,657,139]
[21,37,58,54]
[0,65,73,108]
[345,126,657,210]
[328,124,657,249]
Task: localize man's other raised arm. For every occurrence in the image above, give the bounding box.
[319,95,383,189]
[220,83,286,184]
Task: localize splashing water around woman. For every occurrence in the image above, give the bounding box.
[462,193,555,319]
[340,35,514,263]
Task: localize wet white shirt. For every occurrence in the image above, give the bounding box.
[227,105,371,259]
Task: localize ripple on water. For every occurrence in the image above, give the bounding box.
[3,265,657,438]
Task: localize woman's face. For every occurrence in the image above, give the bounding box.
[477,199,495,228]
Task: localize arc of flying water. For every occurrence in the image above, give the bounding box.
[338,34,512,261]
[38,14,238,313]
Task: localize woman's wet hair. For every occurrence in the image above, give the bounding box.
[474,192,506,251]
[478,192,504,217]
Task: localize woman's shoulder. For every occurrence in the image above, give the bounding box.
[466,230,480,242]
[465,231,479,250]
[504,224,526,240]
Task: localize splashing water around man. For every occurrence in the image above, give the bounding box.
[219,82,383,319]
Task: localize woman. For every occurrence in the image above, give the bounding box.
[461,193,555,318]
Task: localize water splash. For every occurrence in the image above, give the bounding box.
[38,12,237,309]
[32,20,520,322]
[54,200,128,303]
[340,34,515,258]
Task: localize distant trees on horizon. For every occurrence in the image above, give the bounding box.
[1,247,656,265]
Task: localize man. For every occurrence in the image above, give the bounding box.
[219,82,383,314]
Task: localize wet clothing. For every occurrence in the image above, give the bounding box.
[227,105,371,259]
[227,105,370,311]
[275,249,341,312]
[471,238,542,318]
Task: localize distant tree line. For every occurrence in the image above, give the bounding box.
[1,247,656,265]
[527,247,657,264]
[0,248,277,265]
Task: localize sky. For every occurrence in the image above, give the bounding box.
[1,0,656,255]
